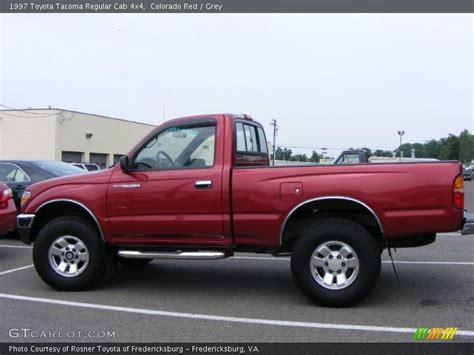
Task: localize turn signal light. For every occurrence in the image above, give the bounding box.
[453,175,464,209]
[21,191,31,208]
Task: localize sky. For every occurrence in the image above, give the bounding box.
[0,14,473,156]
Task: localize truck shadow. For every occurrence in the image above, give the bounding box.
[100,260,472,311]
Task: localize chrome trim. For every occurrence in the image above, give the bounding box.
[17,214,35,228]
[279,196,385,245]
[112,183,141,189]
[118,250,227,260]
[462,212,474,235]
[194,180,212,188]
[35,199,105,241]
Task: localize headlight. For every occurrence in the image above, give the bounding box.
[21,191,31,208]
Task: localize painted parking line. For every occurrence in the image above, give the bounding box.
[1,245,471,266]
[0,293,473,337]
[381,260,474,266]
[231,256,474,266]
[0,265,34,276]
[0,244,32,249]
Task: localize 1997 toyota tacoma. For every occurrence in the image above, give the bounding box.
[17,114,473,306]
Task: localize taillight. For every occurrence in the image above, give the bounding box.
[453,175,464,209]
[0,188,13,209]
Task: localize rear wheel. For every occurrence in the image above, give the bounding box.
[291,218,381,307]
[33,217,106,291]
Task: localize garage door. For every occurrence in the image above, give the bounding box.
[62,151,83,163]
[90,153,108,169]
[113,154,125,165]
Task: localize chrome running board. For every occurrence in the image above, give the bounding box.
[117,250,228,260]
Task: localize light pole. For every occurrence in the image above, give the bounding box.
[270,119,278,166]
[397,130,405,158]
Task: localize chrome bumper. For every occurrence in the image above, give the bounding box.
[17,214,35,244]
[462,211,474,235]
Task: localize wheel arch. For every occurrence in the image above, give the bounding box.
[280,196,384,249]
[31,199,105,242]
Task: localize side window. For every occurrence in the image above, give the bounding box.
[190,134,215,167]
[0,164,29,182]
[236,123,246,151]
[134,124,216,170]
[257,127,268,153]
[13,168,28,182]
[235,122,268,154]
[243,124,258,152]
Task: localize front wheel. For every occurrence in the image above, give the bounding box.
[33,217,106,291]
[291,218,381,307]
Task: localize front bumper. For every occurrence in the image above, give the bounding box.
[462,212,474,235]
[16,214,35,244]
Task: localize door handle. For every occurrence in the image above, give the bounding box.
[194,180,212,188]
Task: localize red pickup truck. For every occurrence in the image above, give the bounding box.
[17,114,472,307]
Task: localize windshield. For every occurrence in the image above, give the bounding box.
[33,161,85,177]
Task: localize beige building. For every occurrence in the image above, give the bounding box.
[0,108,156,168]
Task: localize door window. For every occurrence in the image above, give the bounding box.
[134,123,216,170]
[0,163,30,182]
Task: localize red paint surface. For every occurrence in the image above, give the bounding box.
[0,182,17,235]
[22,114,464,247]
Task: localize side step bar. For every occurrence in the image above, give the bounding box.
[117,250,228,260]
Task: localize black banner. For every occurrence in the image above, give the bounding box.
[1,0,473,13]
[1,343,474,355]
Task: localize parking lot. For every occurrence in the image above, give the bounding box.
[0,183,473,343]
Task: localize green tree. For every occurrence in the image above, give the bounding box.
[458,129,474,163]
[424,139,441,159]
[289,154,308,162]
[275,147,292,160]
[396,143,412,158]
[309,150,323,163]
[411,143,425,158]
[438,134,459,160]
[373,149,393,157]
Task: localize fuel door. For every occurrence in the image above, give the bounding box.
[280,182,303,202]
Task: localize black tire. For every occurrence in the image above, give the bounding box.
[117,257,153,267]
[33,216,106,291]
[291,218,381,307]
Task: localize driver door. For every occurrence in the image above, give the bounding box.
[107,120,227,246]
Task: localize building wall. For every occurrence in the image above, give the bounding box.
[0,109,155,166]
[0,110,58,159]
[55,110,155,166]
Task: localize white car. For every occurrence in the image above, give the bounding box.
[71,163,100,171]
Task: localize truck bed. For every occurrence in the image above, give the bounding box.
[231,161,463,247]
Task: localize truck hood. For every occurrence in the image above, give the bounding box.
[26,167,114,196]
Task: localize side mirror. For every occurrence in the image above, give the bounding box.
[120,155,130,173]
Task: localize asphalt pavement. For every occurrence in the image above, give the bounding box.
[0,183,472,343]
